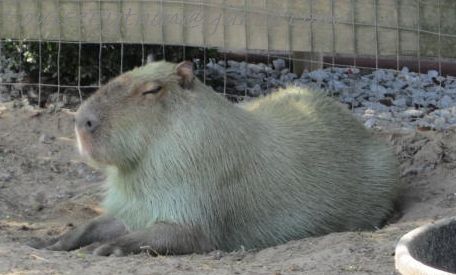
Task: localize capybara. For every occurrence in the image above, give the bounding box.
[34,61,399,256]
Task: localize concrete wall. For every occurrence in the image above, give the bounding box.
[1,0,455,58]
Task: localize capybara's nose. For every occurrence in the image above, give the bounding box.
[75,112,99,134]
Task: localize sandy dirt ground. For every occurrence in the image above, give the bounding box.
[1,100,456,275]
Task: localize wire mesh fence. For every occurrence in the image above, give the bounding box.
[0,0,455,123]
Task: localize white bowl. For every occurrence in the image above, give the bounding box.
[395,217,456,275]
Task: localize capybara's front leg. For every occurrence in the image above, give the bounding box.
[92,222,215,256]
[31,215,128,251]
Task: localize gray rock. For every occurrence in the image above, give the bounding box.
[377,112,393,120]
[392,79,408,90]
[401,67,410,74]
[393,97,407,107]
[280,73,297,82]
[235,84,247,93]
[207,61,225,75]
[238,63,248,78]
[247,72,264,80]
[247,84,262,97]
[226,70,242,80]
[264,66,274,73]
[227,60,240,68]
[362,102,390,112]
[433,117,446,129]
[272,59,286,71]
[405,96,414,107]
[349,68,360,75]
[439,95,453,109]
[309,70,329,82]
[330,80,348,92]
[269,78,284,87]
[369,83,387,97]
[247,63,263,74]
[373,70,394,81]
[428,70,439,79]
[423,91,439,101]
[280,68,289,75]
[340,94,355,104]
[402,109,424,118]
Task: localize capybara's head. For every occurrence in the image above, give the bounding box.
[74,61,195,168]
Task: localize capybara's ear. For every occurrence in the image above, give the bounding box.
[176,61,195,90]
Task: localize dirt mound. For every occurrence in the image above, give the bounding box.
[1,102,456,274]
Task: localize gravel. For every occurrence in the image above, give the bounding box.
[2,55,456,130]
[196,58,456,130]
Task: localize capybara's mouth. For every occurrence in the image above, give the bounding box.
[75,127,94,159]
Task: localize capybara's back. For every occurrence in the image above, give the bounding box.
[228,87,399,250]
[76,62,399,253]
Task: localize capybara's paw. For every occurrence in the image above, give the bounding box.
[93,243,126,256]
[45,238,74,251]
[92,236,145,256]
[27,236,59,249]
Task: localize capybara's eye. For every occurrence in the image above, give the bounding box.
[142,86,162,95]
